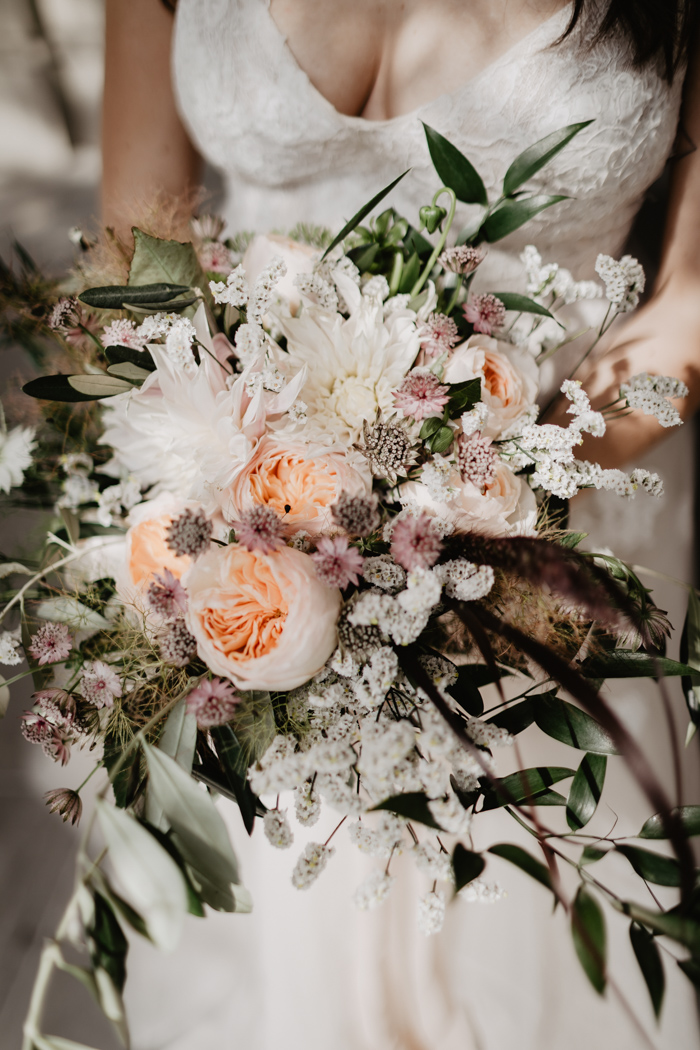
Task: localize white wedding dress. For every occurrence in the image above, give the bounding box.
[123,2,699,1047]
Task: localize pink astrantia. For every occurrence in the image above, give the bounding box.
[390,514,443,571]
[147,568,189,619]
[101,319,148,350]
[237,505,286,554]
[32,688,74,727]
[186,677,241,728]
[29,622,73,666]
[80,660,122,709]
[20,711,53,746]
[457,431,498,492]
[463,294,507,336]
[393,370,450,421]
[198,240,235,274]
[311,536,364,589]
[438,245,486,276]
[418,313,460,359]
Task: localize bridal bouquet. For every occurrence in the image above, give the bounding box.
[3,122,700,1047]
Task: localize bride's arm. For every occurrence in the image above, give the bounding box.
[102,0,201,241]
[558,29,700,469]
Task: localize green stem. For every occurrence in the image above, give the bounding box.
[410,188,457,298]
[77,323,104,352]
[388,250,404,297]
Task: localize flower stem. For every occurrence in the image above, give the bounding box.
[410,188,457,298]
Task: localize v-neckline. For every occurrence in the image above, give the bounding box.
[263,0,575,128]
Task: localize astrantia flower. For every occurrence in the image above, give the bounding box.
[0,424,36,494]
[438,245,486,275]
[234,504,284,554]
[456,431,498,491]
[32,688,74,726]
[80,660,122,708]
[417,313,460,360]
[28,622,73,666]
[331,491,380,537]
[159,620,197,667]
[48,296,79,332]
[263,809,294,849]
[147,567,189,619]
[311,536,364,588]
[198,240,234,274]
[165,507,213,559]
[291,842,335,890]
[186,677,241,727]
[44,787,82,825]
[390,513,443,571]
[101,319,148,350]
[355,417,419,485]
[393,369,450,421]
[463,293,507,335]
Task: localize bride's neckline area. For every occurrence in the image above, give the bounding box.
[264,0,575,126]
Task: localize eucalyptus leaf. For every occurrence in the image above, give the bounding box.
[422,123,488,206]
[35,597,111,631]
[210,724,260,835]
[147,697,197,829]
[630,921,665,1019]
[106,362,152,382]
[372,791,443,829]
[581,650,698,679]
[533,693,618,754]
[321,170,410,260]
[566,753,607,831]
[486,699,536,735]
[502,120,594,197]
[639,806,700,840]
[481,195,568,243]
[580,844,610,866]
[572,886,607,994]
[452,843,485,893]
[481,766,575,810]
[128,229,203,288]
[88,892,127,994]
[23,374,110,403]
[96,799,188,950]
[616,844,681,887]
[79,282,190,310]
[623,902,700,955]
[122,295,200,313]
[489,292,555,319]
[488,843,553,890]
[67,375,134,398]
[104,345,155,370]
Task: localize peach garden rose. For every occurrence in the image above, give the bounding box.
[443,334,538,439]
[183,544,341,690]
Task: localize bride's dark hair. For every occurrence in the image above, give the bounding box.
[563,0,698,80]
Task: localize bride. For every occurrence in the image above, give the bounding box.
[101,2,700,1047]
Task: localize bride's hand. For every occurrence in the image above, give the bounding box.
[549,23,700,469]
[102,0,201,242]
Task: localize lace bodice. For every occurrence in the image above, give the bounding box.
[172,0,683,289]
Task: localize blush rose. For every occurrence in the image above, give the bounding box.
[443,335,539,439]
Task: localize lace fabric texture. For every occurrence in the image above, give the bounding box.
[120,5,699,1050]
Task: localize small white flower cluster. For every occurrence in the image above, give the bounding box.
[434,560,495,601]
[248,256,288,323]
[348,568,442,646]
[417,889,446,935]
[291,842,335,890]
[93,478,141,528]
[353,869,395,910]
[460,402,489,437]
[459,878,505,903]
[362,555,407,593]
[620,373,688,428]
[0,629,22,665]
[263,808,294,849]
[595,253,645,313]
[209,265,249,307]
[294,271,338,311]
[57,451,99,510]
[521,245,603,306]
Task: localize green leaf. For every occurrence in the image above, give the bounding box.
[616,844,682,887]
[533,693,619,754]
[446,377,482,416]
[143,744,243,911]
[581,650,698,679]
[398,252,422,293]
[572,885,607,994]
[481,195,568,243]
[422,123,488,206]
[104,345,155,371]
[446,666,484,717]
[580,844,610,866]
[96,799,188,950]
[122,295,201,314]
[640,806,700,840]
[158,696,197,772]
[630,922,665,1019]
[502,120,594,197]
[488,292,555,320]
[35,597,111,631]
[488,843,553,891]
[452,843,485,892]
[427,425,454,455]
[79,282,190,310]
[321,170,411,260]
[103,732,142,809]
[347,242,380,272]
[567,753,607,831]
[678,958,700,987]
[419,416,444,441]
[681,588,700,728]
[128,229,202,288]
[486,699,536,735]
[89,892,127,993]
[372,791,442,829]
[40,1038,103,1050]
[23,374,111,403]
[0,676,9,719]
[623,902,700,954]
[210,724,260,835]
[558,531,588,550]
[106,362,152,383]
[481,765,574,810]
[67,374,134,398]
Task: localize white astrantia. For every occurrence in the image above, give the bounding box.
[0,629,22,665]
[0,424,36,494]
[417,889,446,935]
[620,373,688,428]
[291,842,335,890]
[595,253,645,313]
[263,808,294,849]
[354,869,395,910]
[279,268,420,444]
[209,265,249,307]
[434,560,495,601]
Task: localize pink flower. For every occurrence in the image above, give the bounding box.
[147,568,189,619]
[456,432,498,492]
[20,711,53,745]
[417,313,460,360]
[197,241,234,274]
[101,319,148,350]
[463,294,507,335]
[44,731,72,767]
[237,505,286,554]
[28,622,73,666]
[32,688,74,727]
[438,245,486,276]
[390,514,443,571]
[80,660,122,709]
[311,536,364,588]
[393,370,450,421]
[186,678,241,728]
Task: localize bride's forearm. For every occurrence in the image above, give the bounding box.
[102,0,201,243]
